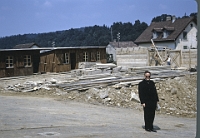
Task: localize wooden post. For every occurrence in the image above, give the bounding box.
[147,49,150,66]
[180,49,183,67]
[189,48,191,70]
[151,39,163,62]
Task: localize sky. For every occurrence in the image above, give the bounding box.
[0,0,197,37]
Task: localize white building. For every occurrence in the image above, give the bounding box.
[134,16,197,50]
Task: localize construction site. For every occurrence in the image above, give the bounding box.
[0,45,197,118]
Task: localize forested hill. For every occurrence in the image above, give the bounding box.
[0,13,196,49]
[0,20,148,49]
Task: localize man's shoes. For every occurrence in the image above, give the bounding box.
[145,129,151,132]
[151,129,157,132]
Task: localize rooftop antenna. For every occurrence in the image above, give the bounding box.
[52,41,55,48]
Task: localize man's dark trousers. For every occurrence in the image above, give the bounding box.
[144,102,156,130]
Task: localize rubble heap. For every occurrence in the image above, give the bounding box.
[0,64,197,118]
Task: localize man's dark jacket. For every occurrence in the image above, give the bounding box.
[138,79,159,109]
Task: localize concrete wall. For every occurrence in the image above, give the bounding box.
[116,47,148,69]
[116,47,197,70]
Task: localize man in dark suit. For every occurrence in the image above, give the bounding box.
[138,70,159,132]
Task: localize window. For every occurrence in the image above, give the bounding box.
[153,31,157,39]
[24,55,31,67]
[64,53,69,64]
[97,51,100,61]
[163,30,168,38]
[183,31,187,40]
[163,30,172,38]
[183,46,188,49]
[6,56,14,68]
[83,52,88,62]
[190,23,193,27]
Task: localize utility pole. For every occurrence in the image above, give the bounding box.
[196,1,199,137]
[117,32,120,48]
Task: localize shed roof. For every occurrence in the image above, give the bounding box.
[12,43,40,49]
[0,46,107,52]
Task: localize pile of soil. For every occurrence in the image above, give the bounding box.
[0,73,196,118]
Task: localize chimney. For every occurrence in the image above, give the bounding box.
[166,16,171,21]
[172,15,176,23]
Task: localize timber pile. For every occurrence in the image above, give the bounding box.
[0,64,197,118]
[58,65,188,92]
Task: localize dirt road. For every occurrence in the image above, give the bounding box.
[0,95,196,138]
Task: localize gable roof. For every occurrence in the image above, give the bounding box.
[134,17,197,44]
[13,43,40,49]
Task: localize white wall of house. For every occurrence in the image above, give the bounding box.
[106,44,116,62]
[138,42,175,49]
[175,21,197,50]
[32,45,39,48]
[137,43,151,47]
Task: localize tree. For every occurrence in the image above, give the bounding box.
[0,21,147,48]
[151,14,172,22]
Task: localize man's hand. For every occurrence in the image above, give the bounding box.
[142,103,145,107]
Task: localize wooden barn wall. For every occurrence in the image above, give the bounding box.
[38,48,106,73]
[56,49,72,72]
[40,52,57,73]
[100,48,107,63]
[77,48,107,63]
[39,54,46,73]
[0,48,106,77]
[0,50,40,78]
[0,54,6,77]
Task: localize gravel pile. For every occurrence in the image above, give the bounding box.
[53,74,197,118]
[0,73,196,118]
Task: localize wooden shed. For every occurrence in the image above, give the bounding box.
[0,46,107,77]
[0,49,40,78]
[39,46,107,73]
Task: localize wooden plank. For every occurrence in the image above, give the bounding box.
[58,70,185,91]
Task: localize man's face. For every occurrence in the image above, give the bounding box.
[145,73,150,80]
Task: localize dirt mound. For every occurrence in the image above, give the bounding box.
[0,73,196,118]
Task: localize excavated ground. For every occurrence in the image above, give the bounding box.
[0,72,197,118]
